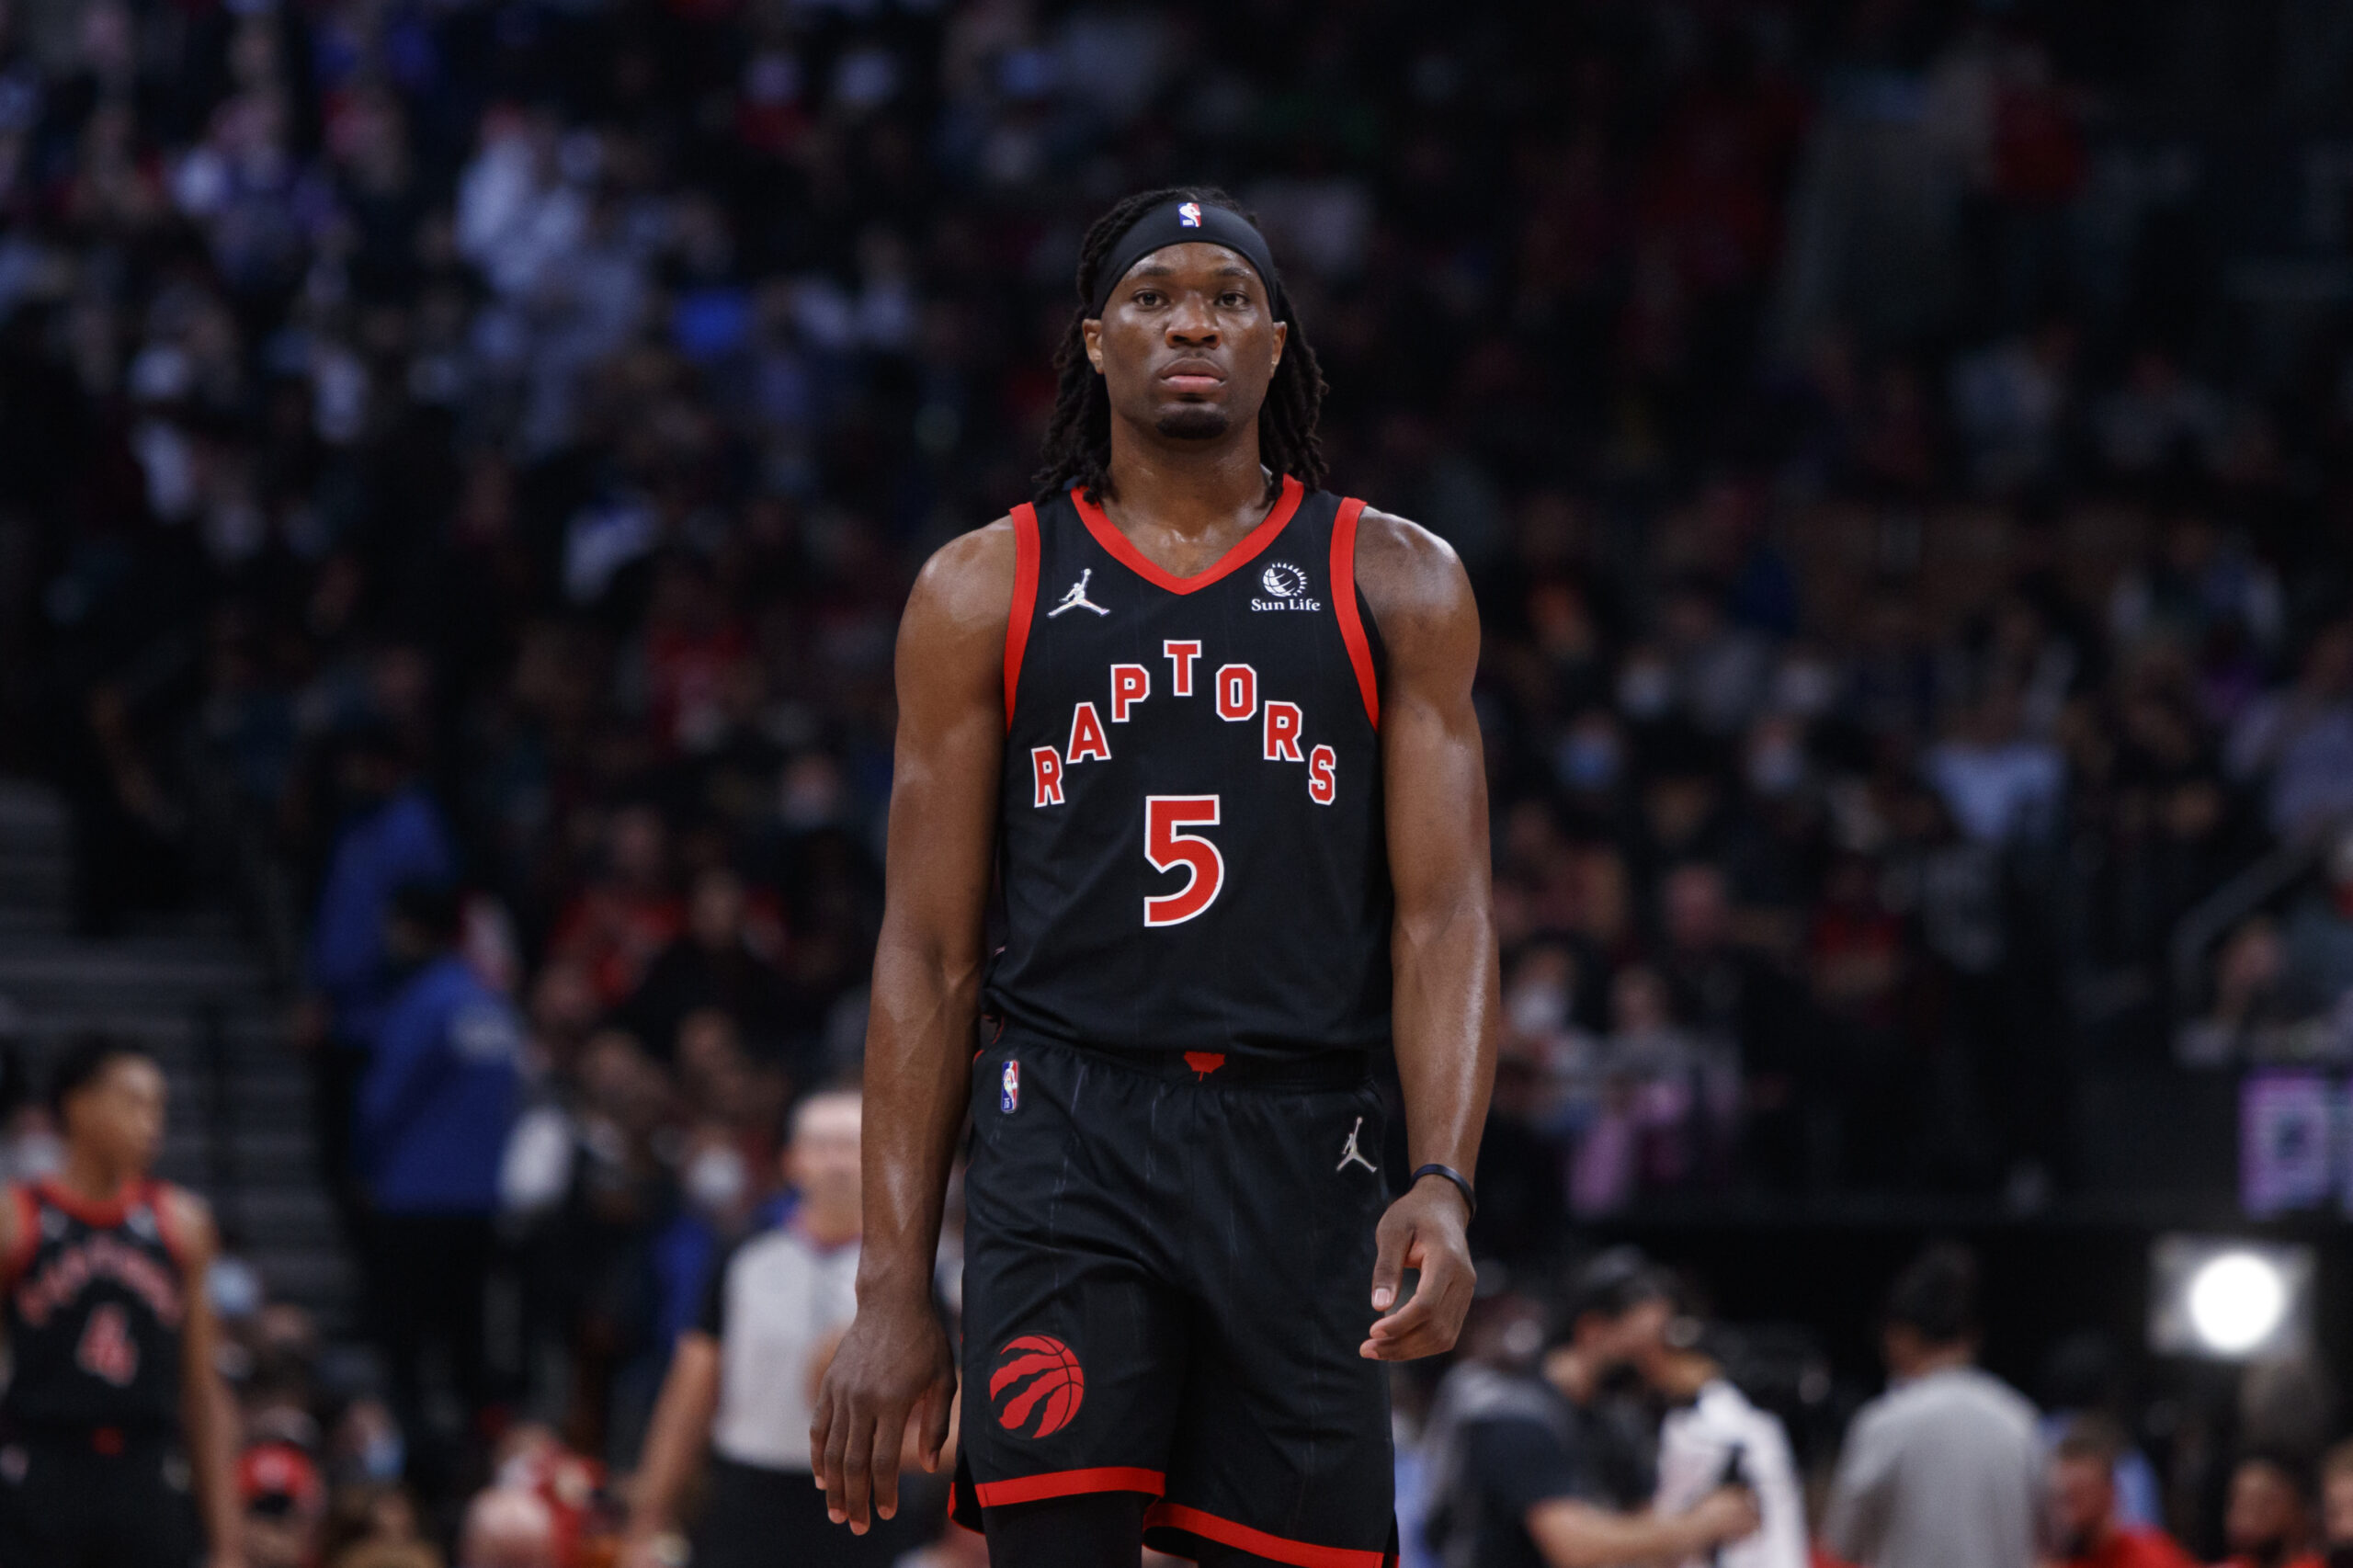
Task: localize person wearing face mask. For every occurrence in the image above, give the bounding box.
[2218,1455,2323,1568]
[2046,1419,2195,1568]
[622,1089,892,1568]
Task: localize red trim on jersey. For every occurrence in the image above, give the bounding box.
[1,1185,39,1288]
[1005,504,1042,732]
[1145,1502,1387,1568]
[972,1466,1166,1508]
[1329,497,1379,729]
[1072,476,1305,596]
[147,1181,191,1271]
[36,1178,140,1230]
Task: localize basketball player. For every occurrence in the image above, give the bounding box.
[813,187,1499,1567]
[0,1035,242,1568]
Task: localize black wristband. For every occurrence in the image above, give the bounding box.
[1410,1163,1476,1221]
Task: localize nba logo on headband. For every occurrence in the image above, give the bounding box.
[1177,201,1201,227]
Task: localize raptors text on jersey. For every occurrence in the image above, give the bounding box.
[984,477,1394,1059]
[1,1181,188,1436]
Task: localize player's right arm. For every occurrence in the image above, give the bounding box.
[812,518,1015,1537]
[1526,1489,1761,1568]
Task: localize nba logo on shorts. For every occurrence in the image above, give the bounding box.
[1177,201,1201,227]
[1001,1059,1020,1114]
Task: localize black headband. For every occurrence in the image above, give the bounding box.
[1086,198,1290,322]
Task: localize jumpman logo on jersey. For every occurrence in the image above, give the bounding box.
[1048,569,1110,618]
[1336,1117,1378,1174]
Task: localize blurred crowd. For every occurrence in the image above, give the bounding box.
[4,0,2353,1559]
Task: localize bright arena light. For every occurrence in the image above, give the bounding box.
[2150,1236,2313,1361]
[2185,1252,2288,1355]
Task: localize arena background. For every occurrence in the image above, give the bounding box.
[3,0,2353,1559]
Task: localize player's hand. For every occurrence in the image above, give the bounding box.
[1689,1485,1762,1545]
[811,1286,956,1535]
[1360,1175,1475,1360]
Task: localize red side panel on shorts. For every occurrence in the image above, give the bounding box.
[1005,504,1042,732]
[973,1466,1166,1508]
[1146,1502,1389,1568]
[1329,498,1379,730]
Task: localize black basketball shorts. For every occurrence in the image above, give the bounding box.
[952,1028,1399,1567]
[0,1430,201,1568]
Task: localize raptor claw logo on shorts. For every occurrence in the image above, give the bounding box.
[991,1335,1085,1437]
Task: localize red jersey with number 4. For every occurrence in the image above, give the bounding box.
[0,1180,187,1436]
[985,477,1392,1058]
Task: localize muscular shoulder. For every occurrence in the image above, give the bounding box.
[154,1184,219,1267]
[1352,507,1478,673]
[906,517,1018,642]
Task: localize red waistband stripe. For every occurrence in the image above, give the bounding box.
[971,1466,1166,1508]
[1145,1501,1388,1568]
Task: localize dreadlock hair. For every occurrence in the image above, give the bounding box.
[1034,187,1328,506]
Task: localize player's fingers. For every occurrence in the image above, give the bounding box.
[920,1376,956,1470]
[1365,1283,1438,1350]
[828,1405,876,1527]
[1368,1212,1410,1312]
[867,1399,909,1522]
[810,1380,836,1488]
[828,1384,866,1506]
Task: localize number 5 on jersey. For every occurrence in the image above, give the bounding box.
[1143,795,1222,927]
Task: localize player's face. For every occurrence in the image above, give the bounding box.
[68,1055,165,1172]
[1085,242,1287,446]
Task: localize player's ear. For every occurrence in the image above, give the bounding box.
[1269,320,1286,374]
[1083,318,1105,375]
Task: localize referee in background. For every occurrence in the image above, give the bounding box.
[621,1089,909,1568]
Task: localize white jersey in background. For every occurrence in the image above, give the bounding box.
[1654,1379,1810,1568]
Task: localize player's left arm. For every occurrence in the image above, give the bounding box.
[1355,507,1499,1362]
[163,1186,243,1568]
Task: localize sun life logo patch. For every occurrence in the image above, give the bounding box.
[1252,561,1319,611]
[991,1335,1085,1437]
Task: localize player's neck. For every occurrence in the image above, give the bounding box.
[55,1147,139,1207]
[1100,422,1273,543]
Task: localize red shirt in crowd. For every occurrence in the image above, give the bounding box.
[2058,1528,2200,1568]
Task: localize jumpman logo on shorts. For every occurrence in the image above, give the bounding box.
[1048,569,1110,618]
[1336,1116,1378,1174]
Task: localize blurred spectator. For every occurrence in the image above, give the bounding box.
[2219,1456,2322,1568]
[551,807,685,1011]
[1824,1244,2040,1568]
[2047,1418,2195,1568]
[2318,1442,2353,1568]
[1421,1248,1759,1568]
[302,727,457,1234]
[456,1489,556,1568]
[2228,625,2353,846]
[358,881,523,1486]
[242,1441,329,1568]
[621,865,795,1070]
[1640,1315,1810,1568]
[621,1089,882,1568]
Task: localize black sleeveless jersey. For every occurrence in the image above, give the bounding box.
[0,1181,188,1435]
[983,476,1393,1059]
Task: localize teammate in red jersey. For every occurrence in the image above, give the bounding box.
[813,187,1500,1567]
[0,1034,242,1568]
